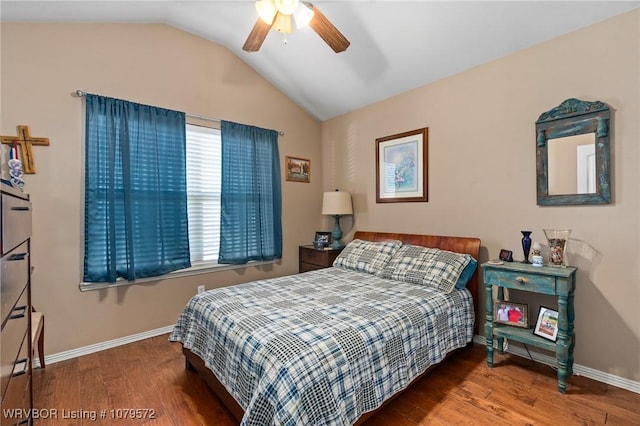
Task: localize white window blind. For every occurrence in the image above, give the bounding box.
[186,124,221,265]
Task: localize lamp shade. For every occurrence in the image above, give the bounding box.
[322,191,353,216]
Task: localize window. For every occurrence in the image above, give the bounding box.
[185,124,222,266]
[82,95,281,288]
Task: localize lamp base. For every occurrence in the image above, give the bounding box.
[330,214,344,249]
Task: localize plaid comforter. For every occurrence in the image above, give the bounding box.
[169,267,474,425]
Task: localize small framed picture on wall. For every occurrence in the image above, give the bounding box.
[285,156,310,183]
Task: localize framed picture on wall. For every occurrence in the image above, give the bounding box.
[375,128,428,203]
[285,156,310,183]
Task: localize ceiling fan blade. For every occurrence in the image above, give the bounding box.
[243,18,273,52]
[308,5,350,53]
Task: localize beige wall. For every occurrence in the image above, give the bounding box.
[0,24,323,354]
[322,10,640,382]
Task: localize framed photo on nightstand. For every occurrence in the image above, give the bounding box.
[534,306,559,341]
[314,231,331,248]
[499,249,513,262]
[494,301,529,328]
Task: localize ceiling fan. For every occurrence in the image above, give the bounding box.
[243,0,350,53]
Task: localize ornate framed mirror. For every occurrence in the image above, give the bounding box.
[536,98,612,206]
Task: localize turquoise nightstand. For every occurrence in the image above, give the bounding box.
[482,261,577,393]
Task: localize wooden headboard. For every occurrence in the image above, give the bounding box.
[354,231,481,334]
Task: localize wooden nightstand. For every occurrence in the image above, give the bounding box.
[482,261,577,393]
[299,245,343,272]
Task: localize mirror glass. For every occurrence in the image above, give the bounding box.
[536,98,612,206]
[547,133,596,195]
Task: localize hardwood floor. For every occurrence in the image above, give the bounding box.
[32,335,640,425]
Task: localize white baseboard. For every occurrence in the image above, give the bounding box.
[473,335,640,395]
[38,329,639,395]
[36,325,174,368]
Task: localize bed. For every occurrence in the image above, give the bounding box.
[170,231,480,425]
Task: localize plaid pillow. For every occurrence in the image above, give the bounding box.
[333,239,402,275]
[380,244,474,293]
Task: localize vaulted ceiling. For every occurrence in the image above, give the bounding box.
[3,1,639,121]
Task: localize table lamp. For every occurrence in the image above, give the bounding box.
[321,190,353,249]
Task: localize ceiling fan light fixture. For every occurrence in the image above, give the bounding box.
[244,0,349,53]
[293,2,314,29]
[255,0,277,24]
[273,13,293,33]
[274,0,299,16]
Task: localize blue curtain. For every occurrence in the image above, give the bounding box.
[218,121,282,264]
[83,94,191,282]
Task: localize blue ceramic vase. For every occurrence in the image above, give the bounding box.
[521,231,532,264]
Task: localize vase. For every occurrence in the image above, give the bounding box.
[521,231,532,264]
[544,229,571,267]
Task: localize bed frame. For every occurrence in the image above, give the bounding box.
[182,231,481,425]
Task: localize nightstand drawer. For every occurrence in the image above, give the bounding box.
[300,247,330,266]
[298,245,343,272]
[485,269,556,295]
[300,262,325,273]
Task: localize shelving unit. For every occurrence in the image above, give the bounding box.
[482,261,577,393]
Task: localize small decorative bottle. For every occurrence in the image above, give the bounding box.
[521,231,532,264]
[531,241,543,266]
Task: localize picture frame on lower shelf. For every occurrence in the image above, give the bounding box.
[494,301,529,328]
[534,306,559,341]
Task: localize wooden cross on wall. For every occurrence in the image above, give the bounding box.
[1,125,50,174]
